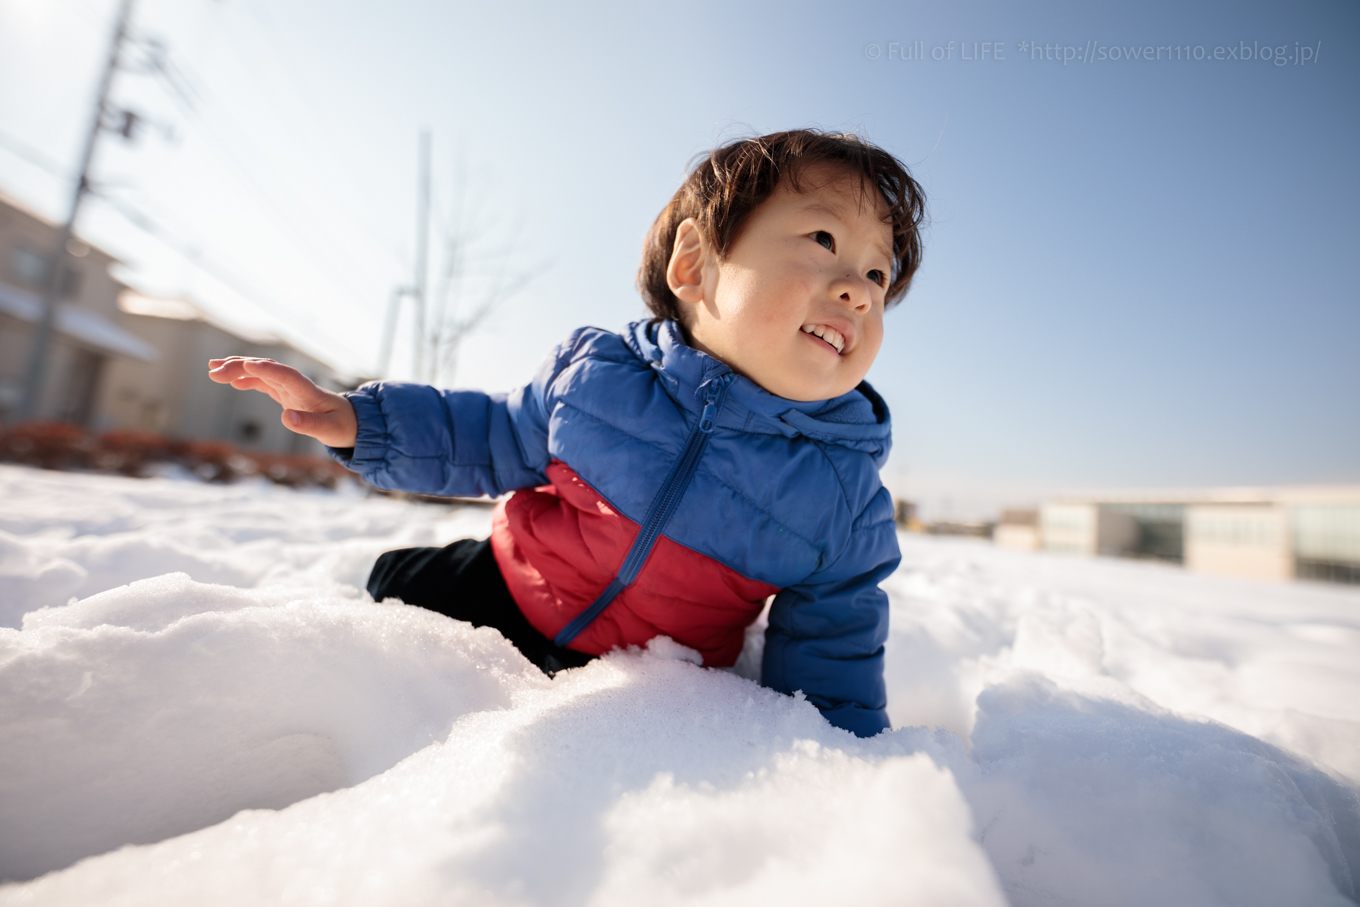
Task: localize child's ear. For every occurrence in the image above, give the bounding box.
[666,218,709,306]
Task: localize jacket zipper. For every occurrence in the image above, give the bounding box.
[554,372,735,648]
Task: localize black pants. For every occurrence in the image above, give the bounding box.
[366,537,594,676]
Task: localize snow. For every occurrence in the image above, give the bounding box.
[1,464,1358,906]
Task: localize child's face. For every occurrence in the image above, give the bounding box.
[670,165,893,402]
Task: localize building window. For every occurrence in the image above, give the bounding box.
[1296,559,1360,585]
[1292,506,1360,563]
[11,248,82,297]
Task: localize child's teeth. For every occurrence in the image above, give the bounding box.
[802,324,844,353]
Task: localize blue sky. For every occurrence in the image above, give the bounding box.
[1,0,1356,515]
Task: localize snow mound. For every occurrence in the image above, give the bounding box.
[1,585,1005,906]
[1,572,538,882]
[1,465,1359,906]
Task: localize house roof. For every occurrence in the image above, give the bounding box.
[116,292,350,383]
[0,193,120,268]
[0,280,157,361]
[117,291,287,346]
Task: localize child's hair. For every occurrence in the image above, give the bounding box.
[637,129,927,322]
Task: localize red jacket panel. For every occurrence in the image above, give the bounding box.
[491,461,778,666]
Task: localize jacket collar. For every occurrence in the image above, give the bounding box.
[624,319,893,467]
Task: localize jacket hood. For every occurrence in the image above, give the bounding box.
[624,319,893,468]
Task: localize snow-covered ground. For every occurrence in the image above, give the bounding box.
[1,463,1358,906]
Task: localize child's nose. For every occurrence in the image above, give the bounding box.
[832,275,872,312]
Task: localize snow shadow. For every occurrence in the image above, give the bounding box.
[961,677,1360,907]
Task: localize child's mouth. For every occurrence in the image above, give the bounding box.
[800,323,845,354]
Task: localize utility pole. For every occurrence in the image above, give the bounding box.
[18,0,137,420]
[411,130,431,382]
[375,285,411,379]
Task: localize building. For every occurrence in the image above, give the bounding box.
[1037,488,1360,585]
[1184,503,1292,581]
[1290,496,1360,584]
[96,293,349,457]
[1038,503,1138,557]
[0,194,351,457]
[0,195,157,423]
[994,509,1042,551]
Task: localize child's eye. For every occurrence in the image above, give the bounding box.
[812,230,835,252]
[867,269,887,288]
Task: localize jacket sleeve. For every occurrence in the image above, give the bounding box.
[761,485,899,737]
[327,333,586,496]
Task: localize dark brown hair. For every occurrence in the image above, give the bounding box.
[637,129,927,322]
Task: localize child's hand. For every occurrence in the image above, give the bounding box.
[207,357,358,449]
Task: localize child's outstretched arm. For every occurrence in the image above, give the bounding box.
[762,485,899,738]
[207,357,357,449]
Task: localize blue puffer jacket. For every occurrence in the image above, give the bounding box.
[334,319,899,737]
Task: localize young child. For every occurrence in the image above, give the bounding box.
[208,129,926,738]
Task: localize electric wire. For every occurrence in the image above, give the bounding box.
[0,128,365,373]
[94,191,369,372]
[230,0,402,264]
[148,71,378,313]
[0,130,71,180]
[184,3,401,277]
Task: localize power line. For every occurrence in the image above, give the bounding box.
[18,0,136,420]
[148,68,380,311]
[228,1,402,263]
[2,6,380,382]
[156,7,403,304]
[94,191,367,372]
[0,120,366,371]
[0,130,71,179]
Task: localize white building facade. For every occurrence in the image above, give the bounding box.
[1038,488,1360,585]
[0,195,157,423]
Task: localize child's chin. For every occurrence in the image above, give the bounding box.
[748,358,858,401]
[773,377,848,402]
